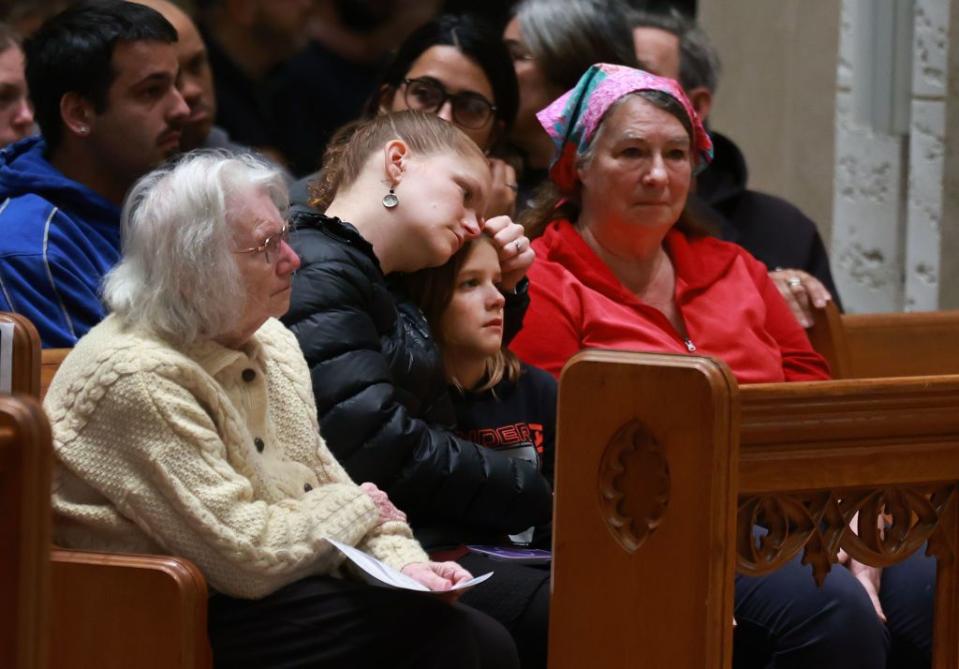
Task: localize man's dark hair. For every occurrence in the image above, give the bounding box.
[628,8,721,94]
[23,0,178,153]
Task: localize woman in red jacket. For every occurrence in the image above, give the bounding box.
[511,63,933,669]
[510,63,828,384]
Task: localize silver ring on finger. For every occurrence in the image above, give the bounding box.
[786,276,802,288]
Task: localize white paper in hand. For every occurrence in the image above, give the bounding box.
[328,538,493,593]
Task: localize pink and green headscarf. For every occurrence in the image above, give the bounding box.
[536,63,714,194]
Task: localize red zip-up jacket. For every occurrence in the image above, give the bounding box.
[510,219,830,384]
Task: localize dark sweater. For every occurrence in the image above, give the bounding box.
[696,131,843,309]
[450,364,557,488]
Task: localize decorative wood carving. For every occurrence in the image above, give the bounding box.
[737,485,958,585]
[598,419,670,552]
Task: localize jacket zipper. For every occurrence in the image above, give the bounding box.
[683,337,697,352]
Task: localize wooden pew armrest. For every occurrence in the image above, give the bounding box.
[50,548,211,669]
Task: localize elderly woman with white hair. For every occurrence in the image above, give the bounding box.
[43,151,520,669]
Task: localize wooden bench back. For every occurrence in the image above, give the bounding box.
[0,394,53,669]
[809,302,959,379]
[40,349,69,401]
[550,351,739,669]
[551,351,959,669]
[0,312,211,668]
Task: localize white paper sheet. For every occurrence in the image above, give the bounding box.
[328,538,493,593]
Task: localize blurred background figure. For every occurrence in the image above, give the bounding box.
[132,0,219,152]
[1,0,71,37]
[629,8,841,323]
[194,0,314,171]
[503,0,638,210]
[130,0,291,183]
[291,12,520,218]
[0,22,33,147]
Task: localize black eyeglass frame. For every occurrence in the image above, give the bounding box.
[401,77,498,129]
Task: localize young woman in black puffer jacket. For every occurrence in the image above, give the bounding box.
[282,112,552,669]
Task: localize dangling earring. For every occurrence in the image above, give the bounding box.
[382,187,399,209]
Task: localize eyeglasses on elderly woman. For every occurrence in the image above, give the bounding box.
[233,222,291,264]
[402,76,497,129]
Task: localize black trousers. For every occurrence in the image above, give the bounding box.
[208,575,520,669]
[734,546,935,669]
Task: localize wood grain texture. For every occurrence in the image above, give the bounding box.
[550,350,739,669]
[551,350,959,669]
[48,550,210,669]
[0,394,53,669]
[809,302,959,379]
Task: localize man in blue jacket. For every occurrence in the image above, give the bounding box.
[0,1,188,347]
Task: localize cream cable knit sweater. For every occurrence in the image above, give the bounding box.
[44,315,428,599]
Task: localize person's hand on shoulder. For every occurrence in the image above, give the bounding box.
[484,215,534,291]
[770,269,832,328]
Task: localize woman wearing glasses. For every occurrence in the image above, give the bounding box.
[290,14,520,219]
[370,14,519,219]
[43,151,521,668]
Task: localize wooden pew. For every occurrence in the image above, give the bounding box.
[0,394,53,669]
[0,312,211,668]
[40,349,69,401]
[808,301,959,379]
[549,350,959,669]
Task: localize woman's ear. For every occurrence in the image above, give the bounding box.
[384,139,409,186]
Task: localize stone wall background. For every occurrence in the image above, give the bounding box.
[700,0,957,313]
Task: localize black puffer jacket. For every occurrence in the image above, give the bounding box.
[282,209,552,548]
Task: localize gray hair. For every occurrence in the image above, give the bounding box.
[103,150,288,346]
[514,0,638,90]
[628,8,722,94]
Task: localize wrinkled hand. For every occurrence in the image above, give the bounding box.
[769,269,832,328]
[485,158,518,219]
[484,215,534,291]
[402,561,474,602]
[360,482,406,524]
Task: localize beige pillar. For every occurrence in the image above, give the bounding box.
[698,0,841,246]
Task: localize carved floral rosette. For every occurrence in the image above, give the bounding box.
[737,485,958,585]
[597,419,670,553]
